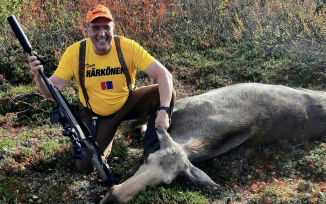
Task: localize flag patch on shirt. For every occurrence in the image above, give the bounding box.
[101,81,113,90]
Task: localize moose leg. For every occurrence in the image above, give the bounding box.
[100,166,165,204]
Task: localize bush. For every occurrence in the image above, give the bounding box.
[2,0,326,88]
[3,0,82,84]
[0,176,27,203]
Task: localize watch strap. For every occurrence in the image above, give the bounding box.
[159,106,170,113]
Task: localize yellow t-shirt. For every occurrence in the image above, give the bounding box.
[53,36,154,116]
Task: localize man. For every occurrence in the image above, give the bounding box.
[28,4,175,172]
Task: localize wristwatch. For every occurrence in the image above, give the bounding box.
[159,106,170,113]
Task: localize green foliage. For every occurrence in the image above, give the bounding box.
[0,80,80,127]
[110,138,129,160]
[1,0,326,88]
[1,0,82,84]
[161,39,325,97]
[298,143,326,180]
[0,0,31,84]
[0,75,11,93]
[0,176,27,203]
[109,137,134,178]
[0,124,71,171]
[132,184,210,204]
[38,181,74,203]
[0,137,16,155]
[0,88,54,127]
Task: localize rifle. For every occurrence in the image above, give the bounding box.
[7,15,115,187]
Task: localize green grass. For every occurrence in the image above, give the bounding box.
[131,184,210,204]
[160,42,325,99]
[0,176,27,203]
[0,118,325,203]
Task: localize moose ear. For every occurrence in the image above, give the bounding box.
[156,125,173,149]
[184,163,218,187]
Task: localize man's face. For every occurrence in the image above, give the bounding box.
[88,17,114,55]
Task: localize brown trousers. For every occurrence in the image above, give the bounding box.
[76,84,176,172]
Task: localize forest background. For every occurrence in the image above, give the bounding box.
[0,0,326,203]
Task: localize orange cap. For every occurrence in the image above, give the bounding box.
[86,5,113,23]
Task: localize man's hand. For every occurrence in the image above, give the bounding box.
[155,110,169,130]
[26,51,68,97]
[28,51,43,78]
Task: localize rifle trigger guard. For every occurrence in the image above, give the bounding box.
[50,106,60,123]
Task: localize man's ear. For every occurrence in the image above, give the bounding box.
[86,22,90,32]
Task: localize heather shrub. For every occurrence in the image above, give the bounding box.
[1,0,325,88]
[2,0,175,84]
[3,0,82,84]
[163,0,326,91]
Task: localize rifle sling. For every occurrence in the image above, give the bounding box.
[79,39,90,110]
[114,36,132,92]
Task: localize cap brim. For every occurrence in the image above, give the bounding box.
[88,15,113,23]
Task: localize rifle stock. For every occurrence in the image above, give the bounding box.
[7,15,115,187]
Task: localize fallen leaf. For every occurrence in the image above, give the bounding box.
[250,184,258,191]
[266,199,273,204]
[12,150,21,158]
[57,147,64,152]
[255,168,264,173]
[269,165,276,169]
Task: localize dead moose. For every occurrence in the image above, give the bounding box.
[100,83,326,203]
